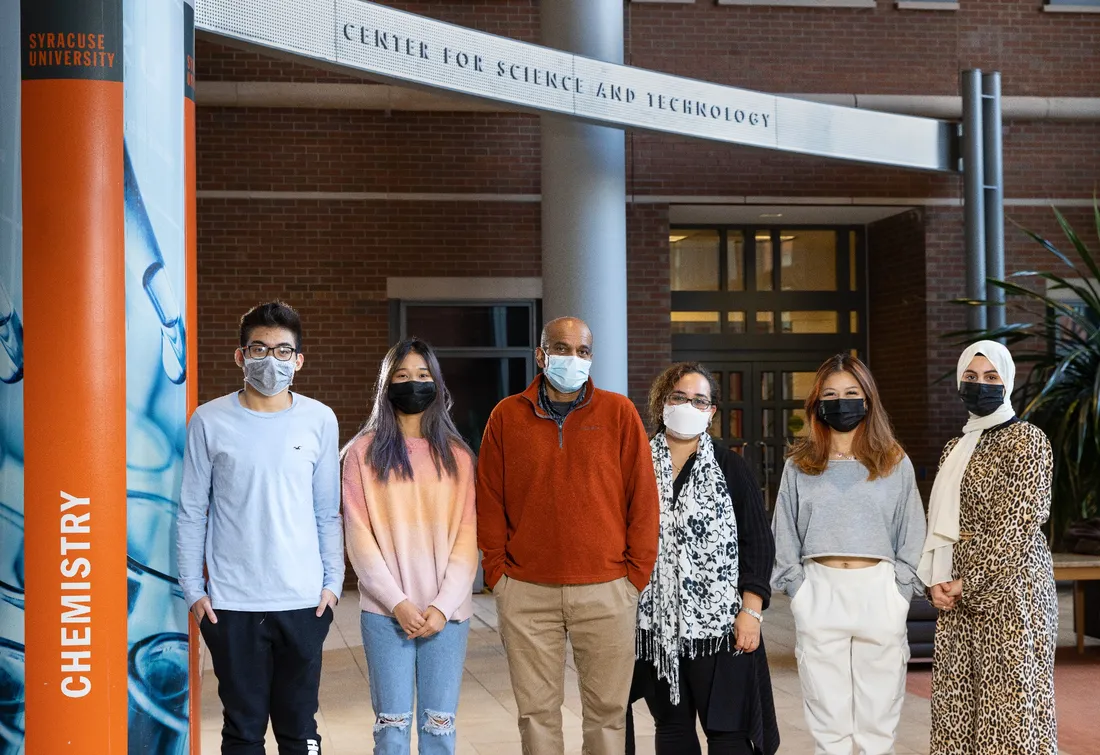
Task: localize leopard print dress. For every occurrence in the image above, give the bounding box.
[930,420,1058,754]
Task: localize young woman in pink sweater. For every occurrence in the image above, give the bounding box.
[342,338,478,754]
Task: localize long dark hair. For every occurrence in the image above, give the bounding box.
[347,338,471,482]
[787,353,904,480]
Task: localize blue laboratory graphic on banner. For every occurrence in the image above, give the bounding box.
[0,2,25,754]
[124,1,190,753]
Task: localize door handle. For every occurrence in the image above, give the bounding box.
[756,441,771,507]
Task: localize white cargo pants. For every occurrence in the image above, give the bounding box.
[791,560,911,755]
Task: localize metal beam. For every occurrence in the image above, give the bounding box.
[194,0,958,172]
[982,72,1006,335]
[962,70,987,332]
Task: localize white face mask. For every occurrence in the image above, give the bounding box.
[663,402,712,440]
[543,354,591,393]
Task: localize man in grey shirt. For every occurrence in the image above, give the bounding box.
[177,301,343,755]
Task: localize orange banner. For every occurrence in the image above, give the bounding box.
[184,0,199,748]
[21,76,128,753]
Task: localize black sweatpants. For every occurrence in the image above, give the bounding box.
[200,607,333,755]
[642,653,754,755]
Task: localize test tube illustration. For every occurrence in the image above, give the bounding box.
[123,143,186,385]
[0,279,22,385]
[127,632,188,755]
[0,637,23,755]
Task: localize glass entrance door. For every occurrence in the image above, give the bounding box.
[671,224,867,511]
[706,362,819,510]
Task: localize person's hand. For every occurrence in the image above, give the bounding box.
[316,588,338,617]
[944,579,963,598]
[409,606,447,639]
[394,600,426,637]
[930,582,956,611]
[191,596,217,624]
[734,610,761,653]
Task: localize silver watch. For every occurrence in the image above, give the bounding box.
[740,606,763,623]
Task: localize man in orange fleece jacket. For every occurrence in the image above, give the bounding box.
[477,316,659,755]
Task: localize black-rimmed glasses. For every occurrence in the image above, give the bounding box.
[244,343,297,361]
[668,392,713,411]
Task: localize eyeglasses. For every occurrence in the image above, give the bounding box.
[244,343,297,361]
[667,392,713,411]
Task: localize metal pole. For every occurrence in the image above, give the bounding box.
[961,69,987,332]
[982,72,1006,335]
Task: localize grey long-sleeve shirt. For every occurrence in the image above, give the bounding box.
[177,391,344,611]
[771,455,926,600]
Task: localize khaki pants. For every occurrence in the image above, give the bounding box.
[496,575,639,755]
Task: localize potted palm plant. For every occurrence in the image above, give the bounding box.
[952,204,1099,549]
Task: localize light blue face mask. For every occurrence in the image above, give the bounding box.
[543,354,591,393]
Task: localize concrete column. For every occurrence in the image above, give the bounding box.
[540,0,628,394]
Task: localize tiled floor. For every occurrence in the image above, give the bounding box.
[200,589,1090,754]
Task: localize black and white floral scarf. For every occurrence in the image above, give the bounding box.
[637,431,741,704]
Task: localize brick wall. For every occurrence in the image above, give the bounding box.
[867,209,932,484]
[194,0,1099,455]
[627,204,672,423]
[199,0,1100,96]
[197,199,540,443]
[196,198,674,440]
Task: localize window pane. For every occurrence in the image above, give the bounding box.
[760,371,775,401]
[727,312,746,334]
[782,372,816,401]
[670,311,720,334]
[670,230,720,291]
[781,311,839,334]
[762,408,775,437]
[785,409,810,437]
[755,312,775,334]
[780,230,837,291]
[729,409,744,438]
[755,234,774,291]
[436,356,529,451]
[711,372,724,402]
[849,231,859,291]
[850,311,859,334]
[729,372,744,402]
[405,305,531,348]
[727,232,745,291]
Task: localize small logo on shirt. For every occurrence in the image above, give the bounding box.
[293,445,302,450]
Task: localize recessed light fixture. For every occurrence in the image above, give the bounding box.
[669,235,688,243]
[759,213,783,218]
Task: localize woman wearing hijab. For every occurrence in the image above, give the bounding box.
[771,353,926,755]
[920,341,1057,754]
[342,338,478,754]
[631,362,779,755]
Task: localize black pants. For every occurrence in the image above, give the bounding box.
[200,607,333,754]
[642,653,754,755]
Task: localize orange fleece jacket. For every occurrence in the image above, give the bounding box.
[476,376,660,593]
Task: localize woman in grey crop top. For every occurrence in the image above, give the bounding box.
[770,353,926,755]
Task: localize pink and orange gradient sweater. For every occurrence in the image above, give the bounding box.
[342,434,477,622]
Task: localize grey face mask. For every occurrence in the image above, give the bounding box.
[243,356,296,396]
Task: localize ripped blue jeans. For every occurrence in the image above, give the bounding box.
[361,611,470,755]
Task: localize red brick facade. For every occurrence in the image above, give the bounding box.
[195,1,1099,480]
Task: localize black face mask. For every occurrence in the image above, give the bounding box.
[388,381,437,415]
[959,382,1005,417]
[817,398,867,433]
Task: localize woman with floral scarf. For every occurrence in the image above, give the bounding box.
[627,362,779,755]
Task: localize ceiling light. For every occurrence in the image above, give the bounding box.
[669,235,688,243]
[759,213,783,218]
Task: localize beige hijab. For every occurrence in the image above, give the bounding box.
[918,341,1017,587]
